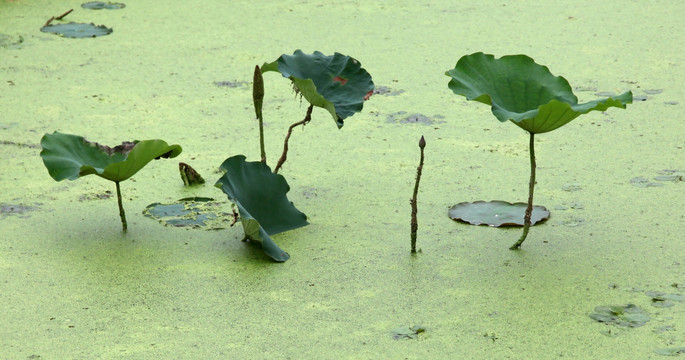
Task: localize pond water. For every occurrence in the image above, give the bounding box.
[1,0,684,358]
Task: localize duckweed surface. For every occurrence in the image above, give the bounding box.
[1,0,684,358]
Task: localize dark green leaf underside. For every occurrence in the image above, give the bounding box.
[215,155,308,262]
[262,50,374,127]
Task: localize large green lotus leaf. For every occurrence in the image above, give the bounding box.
[215,155,308,262]
[262,50,374,128]
[40,131,182,182]
[446,52,633,134]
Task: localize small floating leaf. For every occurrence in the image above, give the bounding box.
[589,304,650,328]
[392,325,426,340]
[81,1,126,9]
[562,183,583,192]
[630,176,664,188]
[646,291,685,302]
[654,347,685,356]
[448,200,550,227]
[40,22,113,38]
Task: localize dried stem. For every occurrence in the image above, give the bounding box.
[44,9,73,27]
[510,132,535,250]
[273,104,313,174]
[253,65,266,164]
[115,181,127,232]
[55,9,73,20]
[411,135,426,254]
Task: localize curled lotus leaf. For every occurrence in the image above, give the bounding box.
[40,131,182,182]
[448,200,550,227]
[446,52,632,134]
[262,50,374,128]
[215,155,308,262]
[40,22,113,38]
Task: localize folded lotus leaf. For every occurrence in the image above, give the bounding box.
[40,22,113,38]
[446,52,632,134]
[40,131,182,182]
[262,50,374,128]
[448,200,550,227]
[215,155,308,262]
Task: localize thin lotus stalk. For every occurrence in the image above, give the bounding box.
[510,132,536,250]
[411,135,426,254]
[253,65,267,164]
[273,104,313,174]
[115,181,127,231]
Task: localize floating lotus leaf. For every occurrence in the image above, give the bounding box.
[40,131,182,182]
[446,52,633,134]
[81,1,126,9]
[654,348,685,356]
[262,50,374,128]
[40,22,113,38]
[143,197,233,230]
[448,200,550,227]
[589,304,650,328]
[215,155,308,262]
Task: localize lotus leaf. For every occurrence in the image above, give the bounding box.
[40,131,181,231]
[81,1,126,9]
[589,304,650,328]
[445,52,633,134]
[262,50,374,128]
[445,53,632,249]
[143,197,233,230]
[392,325,426,340]
[40,132,182,182]
[653,347,685,356]
[448,201,550,227]
[40,22,113,38]
[215,155,308,262]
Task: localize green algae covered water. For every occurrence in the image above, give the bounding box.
[1,1,684,358]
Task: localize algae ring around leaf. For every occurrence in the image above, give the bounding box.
[40,22,113,38]
[448,200,550,227]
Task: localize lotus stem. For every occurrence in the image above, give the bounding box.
[510,132,536,250]
[115,181,127,231]
[410,135,426,254]
[273,104,313,174]
[253,65,266,164]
